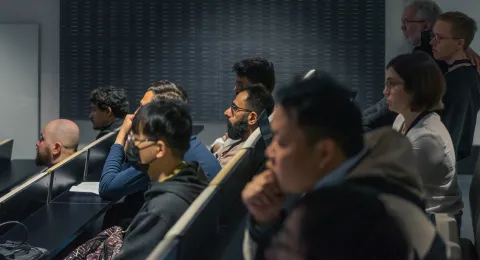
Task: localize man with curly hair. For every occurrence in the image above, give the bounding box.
[89,86,129,139]
[211,57,276,154]
[232,56,276,94]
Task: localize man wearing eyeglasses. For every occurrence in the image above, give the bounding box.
[401,0,480,71]
[429,11,480,161]
[363,1,480,135]
[210,57,276,154]
[216,84,274,167]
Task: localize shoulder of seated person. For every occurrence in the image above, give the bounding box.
[408,130,445,150]
[446,65,479,81]
[409,115,445,137]
[144,192,190,211]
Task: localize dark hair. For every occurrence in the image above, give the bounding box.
[149,80,189,103]
[239,84,275,116]
[132,100,192,158]
[233,57,276,93]
[387,52,445,112]
[152,92,188,104]
[295,185,409,259]
[438,11,477,49]
[274,71,364,157]
[90,86,129,118]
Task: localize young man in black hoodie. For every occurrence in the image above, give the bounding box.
[430,11,480,161]
[114,100,209,260]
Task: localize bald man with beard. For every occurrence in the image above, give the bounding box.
[35,119,80,167]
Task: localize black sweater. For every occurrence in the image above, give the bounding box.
[441,65,480,160]
[115,162,209,260]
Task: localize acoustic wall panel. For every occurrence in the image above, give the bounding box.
[61,0,385,121]
[0,24,39,159]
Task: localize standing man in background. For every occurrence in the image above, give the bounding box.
[363,0,480,133]
[430,11,480,160]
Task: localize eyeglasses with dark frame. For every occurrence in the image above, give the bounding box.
[384,80,404,92]
[230,102,252,114]
[401,19,426,25]
[430,31,460,42]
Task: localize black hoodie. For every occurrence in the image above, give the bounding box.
[115,162,209,260]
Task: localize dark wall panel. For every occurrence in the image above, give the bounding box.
[60,0,385,121]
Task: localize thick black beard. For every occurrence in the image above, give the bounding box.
[35,151,47,166]
[227,116,249,140]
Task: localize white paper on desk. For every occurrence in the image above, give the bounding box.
[69,182,100,195]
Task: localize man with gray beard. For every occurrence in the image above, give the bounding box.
[363,0,480,134]
[216,84,274,167]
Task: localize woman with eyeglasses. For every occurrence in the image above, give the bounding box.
[384,52,463,226]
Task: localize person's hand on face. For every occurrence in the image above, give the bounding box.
[466,47,480,72]
[120,114,134,135]
[116,114,134,146]
[242,169,284,224]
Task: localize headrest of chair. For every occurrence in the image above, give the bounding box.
[243,110,274,149]
[303,69,316,79]
[258,110,273,147]
[302,69,356,101]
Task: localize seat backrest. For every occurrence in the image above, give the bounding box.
[0,170,50,233]
[0,139,13,164]
[49,151,87,200]
[432,213,461,260]
[0,149,85,233]
[258,110,272,148]
[83,129,119,181]
[469,151,480,254]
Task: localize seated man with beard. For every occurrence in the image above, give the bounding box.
[35,119,80,167]
[216,84,274,167]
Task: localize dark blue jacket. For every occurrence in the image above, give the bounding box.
[99,136,221,200]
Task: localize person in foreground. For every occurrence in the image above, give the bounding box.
[265,185,409,260]
[241,72,448,260]
[385,52,463,224]
[114,100,209,260]
[35,119,80,167]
